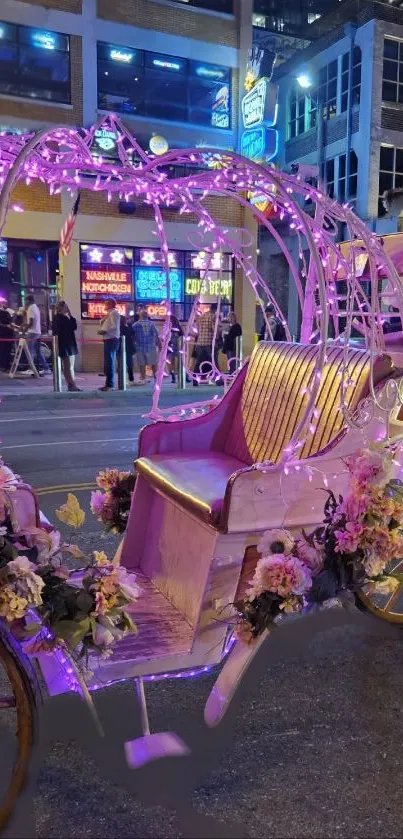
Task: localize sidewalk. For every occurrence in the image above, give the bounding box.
[0,371,220,399]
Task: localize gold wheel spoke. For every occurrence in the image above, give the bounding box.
[0,697,16,709]
[384,583,403,613]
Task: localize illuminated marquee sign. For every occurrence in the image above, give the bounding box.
[185,277,232,298]
[240,48,278,164]
[135,267,183,302]
[240,127,277,162]
[242,78,273,130]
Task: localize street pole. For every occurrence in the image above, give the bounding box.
[117,337,127,391]
[177,335,186,389]
[52,336,62,393]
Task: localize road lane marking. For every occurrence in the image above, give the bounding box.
[35,482,96,494]
[36,484,96,496]
[1,436,138,450]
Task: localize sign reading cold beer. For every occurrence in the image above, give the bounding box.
[185,276,232,298]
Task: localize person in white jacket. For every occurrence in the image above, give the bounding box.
[98,298,120,391]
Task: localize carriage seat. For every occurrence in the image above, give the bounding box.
[135,343,393,531]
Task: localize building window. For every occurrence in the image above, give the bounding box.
[382,38,403,104]
[318,59,337,120]
[322,158,335,198]
[0,21,70,103]
[378,143,403,214]
[287,86,316,138]
[97,43,231,129]
[338,150,358,201]
[80,244,234,321]
[341,46,361,112]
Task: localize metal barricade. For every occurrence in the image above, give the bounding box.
[235,335,243,367]
[117,336,127,392]
[52,335,62,393]
[177,335,186,390]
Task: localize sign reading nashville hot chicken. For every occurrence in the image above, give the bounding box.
[80,267,133,318]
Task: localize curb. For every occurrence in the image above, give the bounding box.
[0,386,217,401]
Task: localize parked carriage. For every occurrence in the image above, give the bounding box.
[1,117,403,829]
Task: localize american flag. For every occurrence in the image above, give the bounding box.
[59,193,81,256]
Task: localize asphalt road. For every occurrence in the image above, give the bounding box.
[2,393,403,838]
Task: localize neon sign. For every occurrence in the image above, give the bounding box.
[185,277,232,298]
[145,303,168,318]
[32,31,56,50]
[81,269,132,299]
[153,59,180,70]
[87,301,126,318]
[135,267,183,302]
[240,47,278,163]
[110,49,133,63]
[242,78,274,130]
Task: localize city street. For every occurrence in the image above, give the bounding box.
[1,391,403,838]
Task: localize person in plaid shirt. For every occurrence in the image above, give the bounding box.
[132,310,161,385]
[193,305,215,387]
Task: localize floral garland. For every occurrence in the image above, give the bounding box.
[0,486,140,660]
[235,444,403,644]
[90,469,136,534]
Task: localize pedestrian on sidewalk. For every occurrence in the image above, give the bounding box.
[259,304,286,342]
[223,312,242,374]
[193,304,214,387]
[52,301,82,392]
[132,309,161,385]
[98,299,120,392]
[23,294,50,375]
[0,301,13,371]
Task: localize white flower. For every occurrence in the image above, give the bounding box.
[116,567,142,601]
[258,529,294,557]
[93,615,126,648]
[7,556,35,576]
[92,621,115,648]
[0,526,7,537]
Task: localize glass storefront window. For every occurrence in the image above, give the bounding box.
[97,42,231,130]
[80,244,234,320]
[0,21,70,103]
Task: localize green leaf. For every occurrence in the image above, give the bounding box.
[51,617,90,649]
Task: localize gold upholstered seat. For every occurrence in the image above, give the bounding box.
[135,343,393,530]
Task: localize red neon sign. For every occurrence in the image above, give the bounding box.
[81,268,132,299]
[87,301,126,318]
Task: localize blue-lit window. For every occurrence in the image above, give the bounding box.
[0,21,70,103]
[97,42,231,130]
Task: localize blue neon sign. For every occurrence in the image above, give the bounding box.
[135,267,183,302]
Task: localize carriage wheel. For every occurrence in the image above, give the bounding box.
[0,633,40,832]
[355,558,403,624]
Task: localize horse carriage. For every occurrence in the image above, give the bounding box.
[1,116,403,830]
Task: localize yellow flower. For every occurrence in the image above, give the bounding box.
[56,494,85,528]
[93,551,109,567]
